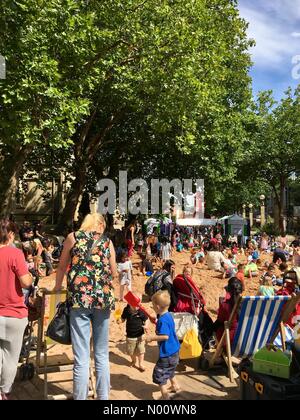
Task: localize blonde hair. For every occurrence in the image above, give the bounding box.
[260,274,273,287]
[183,264,193,276]
[80,213,106,232]
[152,290,171,309]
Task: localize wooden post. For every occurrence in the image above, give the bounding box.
[224,321,234,383]
[210,331,226,368]
[43,339,48,400]
[279,322,287,352]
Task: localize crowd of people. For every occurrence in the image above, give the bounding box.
[0,214,300,401]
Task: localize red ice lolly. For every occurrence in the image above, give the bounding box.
[124,291,157,324]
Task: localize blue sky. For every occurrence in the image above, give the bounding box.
[238,0,300,101]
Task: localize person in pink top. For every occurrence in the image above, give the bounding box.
[214,277,243,345]
[0,220,32,400]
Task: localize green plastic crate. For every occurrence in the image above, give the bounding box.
[253,346,292,379]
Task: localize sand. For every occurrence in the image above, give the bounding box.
[12,249,271,400]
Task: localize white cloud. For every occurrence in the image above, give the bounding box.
[291,32,300,38]
[262,0,300,22]
[239,3,300,70]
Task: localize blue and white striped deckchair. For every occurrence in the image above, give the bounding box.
[210,295,292,382]
[231,296,290,358]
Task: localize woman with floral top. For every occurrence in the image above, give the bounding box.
[55,213,118,400]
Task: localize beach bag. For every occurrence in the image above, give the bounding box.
[171,312,199,341]
[179,329,202,360]
[46,301,71,345]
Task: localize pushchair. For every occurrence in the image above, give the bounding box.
[171,274,215,353]
[19,286,43,381]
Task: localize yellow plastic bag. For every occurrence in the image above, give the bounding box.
[179,329,202,360]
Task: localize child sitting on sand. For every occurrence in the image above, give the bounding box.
[176,242,184,252]
[118,300,149,372]
[146,290,181,400]
[190,247,205,265]
[257,274,275,297]
[244,257,258,279]
[221,252,237,279]
[261,263,277,286]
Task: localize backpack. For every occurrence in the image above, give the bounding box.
[145,270,171,298]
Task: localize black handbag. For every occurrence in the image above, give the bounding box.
[46,301,71,345]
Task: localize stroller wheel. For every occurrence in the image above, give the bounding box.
[198,356,209,371]
[27,363,35,380]
[19,363,35,381]
[19,364,27,381]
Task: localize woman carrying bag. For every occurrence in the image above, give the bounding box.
[55,213,118,400]
[0,220,32,400]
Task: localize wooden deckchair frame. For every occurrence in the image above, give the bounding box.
[35,289,96,400]
[210,294,300,383]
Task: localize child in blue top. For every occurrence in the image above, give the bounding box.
[146,290,180,400]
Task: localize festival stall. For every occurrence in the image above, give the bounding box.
[219,214,249,238]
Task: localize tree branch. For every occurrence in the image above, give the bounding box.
[85,110,125,160]
[84,39,139,71]
[271,183,280,207]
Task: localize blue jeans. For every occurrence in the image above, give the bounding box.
[70,307,111,400]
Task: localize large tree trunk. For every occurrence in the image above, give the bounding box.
[55,112,121,235]
[55,165,87,234]
[272,179,286,235]
[0,145,31,218]
[279,177,286,235]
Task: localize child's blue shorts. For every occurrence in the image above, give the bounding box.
[153,352,179,386]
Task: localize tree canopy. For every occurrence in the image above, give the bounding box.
[4,1,299,231]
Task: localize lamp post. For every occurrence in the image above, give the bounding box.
[249,203,253,228]
[260,194,266,227]
[242,204,246,219]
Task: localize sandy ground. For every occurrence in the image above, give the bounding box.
[12,249,272,400]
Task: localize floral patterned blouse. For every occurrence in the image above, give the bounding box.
[67,230,115,311]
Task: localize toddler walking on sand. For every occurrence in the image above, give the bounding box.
[146,290,181,400]
[118,301,149,372]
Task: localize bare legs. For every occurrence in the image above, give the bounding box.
[160,377,181,400]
